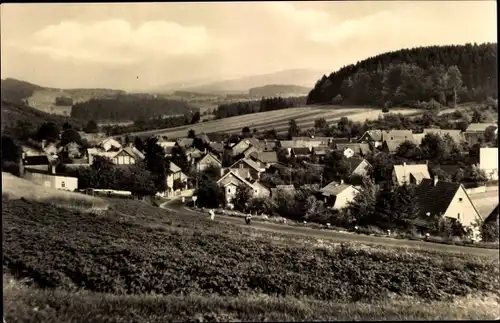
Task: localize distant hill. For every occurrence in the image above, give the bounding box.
[1,100,85,136]
[249,84,311,98]
[308,43,498,106]
[178,69,325,94]
[1,78,126,116]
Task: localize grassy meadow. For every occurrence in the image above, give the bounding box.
[3,188,500,322]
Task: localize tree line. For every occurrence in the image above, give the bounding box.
[308,43,498,107]
[71,94,199,121]
[214,96,307,119]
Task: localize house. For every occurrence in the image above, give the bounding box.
[227,157,263,180]
[186,147,204,163]
[176,137,194,149]
[242,145,261,158]
[358,130,383,147]
[479,147,498,180]
[217,171,270,206]
[413,177,482,229]
[463,132,486,145]
[335,143,371,158]
[87,146,144,165]
[291,136,333,148]
[392,162,431,186]
[157,161,189,198]
[423,128,464,143]
[330,137,352,146]
[98,138,122,152]
[270,184,296,198]
[232,138,263,156]
[209,142,225,156]
[466,123,498,133]
[41,140,60,157]
[347,158,372,177]
[24,165,78,192]
[381,130,414,142]
[248,151,278,167]
[291,147,311,158]
[381,139,418,154]
[195,152,222,173]
[157,139,177,150]
[260,139,277,151]
[320,181,359,210]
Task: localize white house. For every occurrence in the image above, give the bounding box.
[157,162,189,198]
[217,171,270,207]
[479,147,498,180]
[195,152,222,173]
[320,181,360,210]
[392,162,431,186]
[24,165,78,192]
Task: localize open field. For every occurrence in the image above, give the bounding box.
[120,105,459,139]
[26,88,125,116]
[2,172,108,211]
[3,195,499,321]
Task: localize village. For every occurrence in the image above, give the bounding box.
[19,119,499,240]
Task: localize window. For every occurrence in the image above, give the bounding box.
[228,188,231,193]
[240,163,244,168]
[458,197,463,202]
[457,213,461,220]
[61,181,65,188]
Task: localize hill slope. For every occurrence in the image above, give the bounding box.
[1,100,85,135]
[308,43,498,105]
[181,69,325,94]
[249,84,311,98]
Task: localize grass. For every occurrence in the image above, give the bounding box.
[123,104,466,139]
[2,172,109,212]
[3,196,499,321]
[5,275,500,322]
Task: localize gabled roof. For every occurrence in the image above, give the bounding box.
[198,152,222,166]
[217,170,254,188]
[466,123,497,133]
[249,151,278,164]
[209,142,224,153]
[360,130,383,142]
[331,137,352,145]
[176,137,194,148]
[414,178,480,220]
[229,157,261,172]
[321,183,357,196]
[291,147,311,155]
[169,161,182,173]
[413,133,426,145]
[225,168,251,180]
[485,204,499,224]
[347,157,370,172]
[336,143,371,155]
[381,130,414,141]
[383,139,413,153]
[123,146,145,160]
[393,163,430,184]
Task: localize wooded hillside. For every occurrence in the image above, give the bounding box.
[307,43,497,106]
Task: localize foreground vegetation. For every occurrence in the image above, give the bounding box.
[3,195,500,321]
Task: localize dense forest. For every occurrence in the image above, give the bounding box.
[1,78,42,104]
[71,94,199,121]
[308,43,498,106]
[248,84,310,98]
[215,96,307,119]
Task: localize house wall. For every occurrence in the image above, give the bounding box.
[113,154,136,165]
[353,160,370,177]
[443,187,481,227]
[198,155,221,172]
[24,171,78,191]
[332,187,358,210]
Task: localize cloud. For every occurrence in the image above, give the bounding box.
[22,19,215,64]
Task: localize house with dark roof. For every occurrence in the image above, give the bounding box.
[358,130,383,148]
[249,151,278,166]
[232,138,263,156]
[335,143,371,158]
[346,158,372,177]
[381,138,419,154]
[291,147,312,158]
[414,177,482,229]
[226,157,264,180]
[320,180,359,209]
[176,137,194,148]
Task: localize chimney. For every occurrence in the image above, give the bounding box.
[49,164,56,174]
[433,176,438,187]
[340,179,344,185]
[403,162,406,167]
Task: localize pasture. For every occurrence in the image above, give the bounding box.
[3,196,499,322]
[2,172,108,211]
[123,105,458,139]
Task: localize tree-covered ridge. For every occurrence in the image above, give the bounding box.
[71,94,200,121]
[308,43,497,106]
[215,96,307,119]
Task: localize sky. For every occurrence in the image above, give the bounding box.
[1,1,497,91]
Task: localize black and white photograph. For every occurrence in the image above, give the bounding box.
[1,1,499,322]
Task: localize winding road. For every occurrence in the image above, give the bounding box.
[160,198,499,257]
